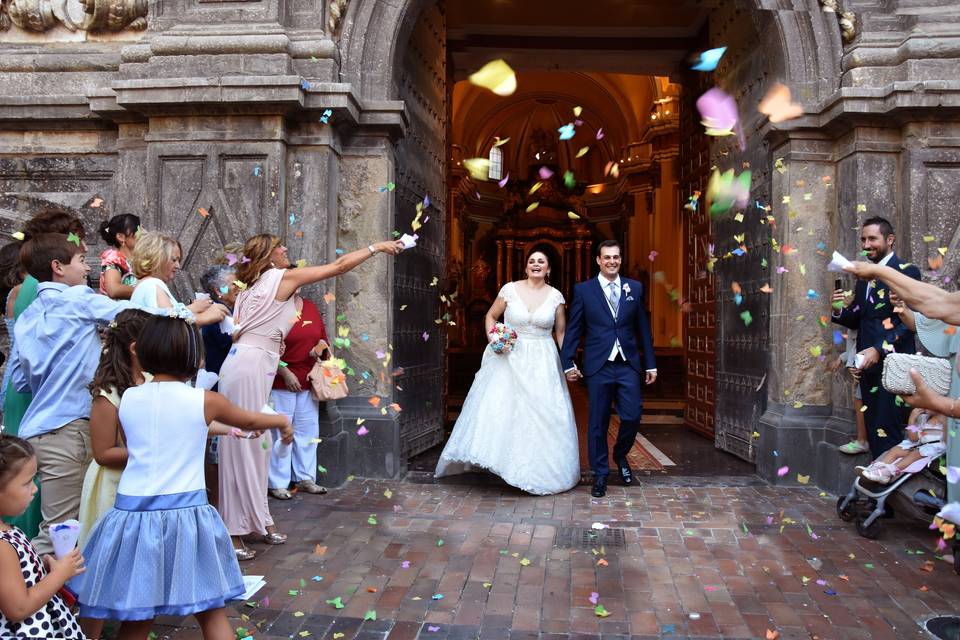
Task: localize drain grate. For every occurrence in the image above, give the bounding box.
[553,526,626,549]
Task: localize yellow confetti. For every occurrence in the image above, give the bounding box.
[938,247,948,256]
[774,158,786,174]
[384,488,393,499]
[782,196,791,204]
[877,428,887,438]
[797,474,810,484]
[293,611,305,618]
[525,202,540,213]
[11,231,24,241]
[734,213,744,222]
[923,235,936,243]
[576,146,590,158]
[468,59,517,96]
[463,158,491,180]
[233,280,247,291]
[529,182,543,194]
[519,558,531,566]
[296,259,307,268]
[573,106,583,117]
[567,211,581,220]
[856,204,867,212]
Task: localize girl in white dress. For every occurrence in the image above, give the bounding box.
[72,312,293,638]
[435,249,581,495]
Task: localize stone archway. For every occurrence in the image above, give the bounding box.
[341,0,847,472]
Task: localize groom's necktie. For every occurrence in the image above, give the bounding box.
[607,282,620,316]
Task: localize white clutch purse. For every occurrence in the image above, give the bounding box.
[881,353,952,397]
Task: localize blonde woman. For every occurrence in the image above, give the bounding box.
[130,231,227,325]
[218,234,404,559]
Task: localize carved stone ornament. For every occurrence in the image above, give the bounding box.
[1,0,147,32]
[819,0,856,44]
[327,0,347,34]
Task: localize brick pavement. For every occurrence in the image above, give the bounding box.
[152,476,960,640]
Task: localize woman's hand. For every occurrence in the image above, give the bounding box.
[188,298,213,315]
[276,417,294,443]
[843,262,877,280]
[278,366,302,392]
[374,240,405,256]
[195,303,229,326]
[311,340,330,360]
[44,549,85,581]
[901,368,950,413]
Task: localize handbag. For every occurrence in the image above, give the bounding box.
[307,346,349,401]
[881,352,952,397]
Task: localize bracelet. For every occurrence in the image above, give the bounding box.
[368,244,378,256]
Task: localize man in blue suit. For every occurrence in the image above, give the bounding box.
[561,240,657,497]
[832,216,921,458]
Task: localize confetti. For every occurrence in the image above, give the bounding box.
[198,207,210,218]
[11,231,24,241]
[325,597,344,609]
[66,232,81,246]
[691,46,726,71]
[777,466,789,477]
[759,83,803,123]
[594,604,611,618]
[468,59,517,96]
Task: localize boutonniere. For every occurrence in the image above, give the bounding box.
[622,283,631,295]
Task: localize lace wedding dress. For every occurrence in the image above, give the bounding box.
[435,282,581,495]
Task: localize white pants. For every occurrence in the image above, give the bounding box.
[268,388,320,489]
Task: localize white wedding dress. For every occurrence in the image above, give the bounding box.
[435,282,581,495]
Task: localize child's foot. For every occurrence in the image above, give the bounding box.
[839,440,869,455]
[864,462,897,484]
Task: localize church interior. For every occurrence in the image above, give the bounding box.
[427,1,730,475]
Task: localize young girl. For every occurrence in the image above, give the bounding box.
[98,214,140,299]
[77,309,152,549]
[0,435,86,639]
[856,407,948,483]
[72,310,293,639]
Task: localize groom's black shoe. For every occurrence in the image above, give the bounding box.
[591,476,607,498]
[615,458,634,486]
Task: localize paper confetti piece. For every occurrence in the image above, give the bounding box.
[589,592,599,605]
[558,124,575,140]
[759,83,803,123]
[364,610,377,621]
[576,146,590,158]
[567,211,580,220]
[357,426,369,436]
[11,231,24,241]
[777,466,789,477]
[797,474,810,484]
[468,59,517,96]
[691,46,726,71]
[67,232,81,246]
[325,597,344,609]
[594,604,611,618]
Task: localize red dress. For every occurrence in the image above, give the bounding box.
[272,298,329,391]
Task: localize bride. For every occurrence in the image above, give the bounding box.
[435,247,581,495]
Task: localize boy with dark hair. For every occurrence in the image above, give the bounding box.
[8,233,164,554]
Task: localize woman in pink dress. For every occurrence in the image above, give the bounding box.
[219,234,404,559]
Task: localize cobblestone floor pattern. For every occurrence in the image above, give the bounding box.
[153,476,960,640]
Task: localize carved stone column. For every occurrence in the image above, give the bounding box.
[757,134,837,485]
[505,239,514,283]
[495,240,504,291]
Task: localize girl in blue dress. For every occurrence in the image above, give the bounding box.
[72,309,293,639]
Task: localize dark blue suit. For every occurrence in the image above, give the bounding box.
[832,252,921,457]
[560,276,656,478]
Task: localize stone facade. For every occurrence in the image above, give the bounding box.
[1,0,960,491]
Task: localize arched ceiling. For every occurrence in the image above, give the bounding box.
[453,71,667,183]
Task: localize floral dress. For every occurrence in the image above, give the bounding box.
[98,248,136,296]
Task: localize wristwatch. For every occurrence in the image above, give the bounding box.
[368,244,378,256]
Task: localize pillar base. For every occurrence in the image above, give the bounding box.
[316,395,403,486]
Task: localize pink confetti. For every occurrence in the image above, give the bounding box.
[498,173,510,188]
[422,332,430,341]
[777,466,789,477]
[704,585,717,592]
[589,592,599,605]
[427,626,440,633]
[357,426,369,436]
[937,537,948,551]
[777,266,788,273]
[538,166,554,180]
[816,579,827,586]
[596,128,604,140]
[648,251,658,262]
[225,253,238,266]
[766,515,774,525]
[375,350,386,359]
[261,596,269,607]
[401,560,410,568]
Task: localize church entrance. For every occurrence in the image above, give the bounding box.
[380,0,788,474]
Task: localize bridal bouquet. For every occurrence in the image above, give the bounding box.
[488,322,518,354]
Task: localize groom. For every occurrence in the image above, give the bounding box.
[561,240,657,497]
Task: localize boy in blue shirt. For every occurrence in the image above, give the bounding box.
[9,233,156,553]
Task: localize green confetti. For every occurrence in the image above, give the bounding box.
[368,514,378,525]
[289,589,299,596]
[317,464,327,473]
[364,610,377,621]
[299,578,306,588]
[740,310,753,326]
[279,360,288,368]
[563,170,575,188]
[864,563,874,569]
[594,604,611,618]
[262,440,270,450]
[437,538,445,547]
[66,232,81,246]
[326,596,344,609]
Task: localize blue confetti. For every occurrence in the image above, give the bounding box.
[773,450,779,456]
[661,624,675,635]
[734,293,743,306]
[691,46,726,72]
[833,329,844,345]
[431,594,444,600]
[219,285,229,295]
[300,79,310,90]
[806,289,819,300]
[361,334,369,341]
[289,213,296,225]
[423,194,431,209]
[335,248,345,255]
[319,108,333,124]
[732,248,745,256]
[253,166,262,177]
[557,123,575,140]
[311,576,323,582]
[816,241,827,251]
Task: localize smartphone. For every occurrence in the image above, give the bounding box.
[834,278,842,291]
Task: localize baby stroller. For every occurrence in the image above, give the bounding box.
[836,458,946,540]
